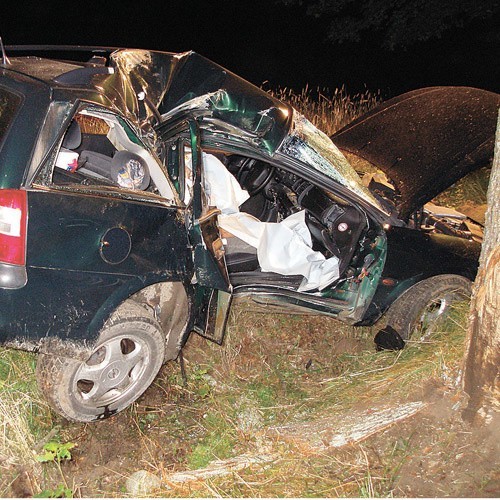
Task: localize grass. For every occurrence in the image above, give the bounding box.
[433,166,491,211]
[0,294,475,497]
[144,299,470,498]
[266,84,381,136]
[0,349,53,495]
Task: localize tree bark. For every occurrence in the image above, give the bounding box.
[462,111,500,423]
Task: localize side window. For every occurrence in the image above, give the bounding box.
[50,109,175,200]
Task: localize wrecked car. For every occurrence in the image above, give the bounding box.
[0,46,498,422]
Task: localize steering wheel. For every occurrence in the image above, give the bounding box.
[236,158,275,196]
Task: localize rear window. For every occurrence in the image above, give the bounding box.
[0,87,22,149]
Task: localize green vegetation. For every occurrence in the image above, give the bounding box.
[34,483,74,498]
[35,441,76,464]
[0,349,53,495]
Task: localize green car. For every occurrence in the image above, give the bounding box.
[0,46,495,421]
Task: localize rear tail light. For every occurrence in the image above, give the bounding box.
[0,189,27,266]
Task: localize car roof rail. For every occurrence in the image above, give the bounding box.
[5,45,118,66]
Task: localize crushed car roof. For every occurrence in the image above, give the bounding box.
[5,46,293,155]
[331,86,500,220]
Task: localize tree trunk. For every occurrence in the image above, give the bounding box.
[462,111,500,423]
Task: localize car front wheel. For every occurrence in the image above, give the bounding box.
[375,274,472,350]
[36,300,165,422]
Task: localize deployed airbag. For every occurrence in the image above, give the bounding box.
[201,153,339,291]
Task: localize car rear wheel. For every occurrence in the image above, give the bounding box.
[36,300,165,422]
[375,274,472,349]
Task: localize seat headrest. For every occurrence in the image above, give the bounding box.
[111,151,150,190]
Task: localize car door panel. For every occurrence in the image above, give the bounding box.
[27,190,190,277]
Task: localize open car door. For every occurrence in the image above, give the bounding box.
[159,119,232,343]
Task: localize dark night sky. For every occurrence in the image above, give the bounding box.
[2,1,499,99]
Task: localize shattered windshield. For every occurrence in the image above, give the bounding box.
[280,112,384,211]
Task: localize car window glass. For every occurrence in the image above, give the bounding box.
[0,87,22,149]
[50,110,175,200]
[280,111,386,213]
[27,101,74,185]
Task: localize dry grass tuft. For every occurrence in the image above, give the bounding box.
[74,113,110,134]
[0,392,37,468]
[0,350,50,494]
[266,84,381,135]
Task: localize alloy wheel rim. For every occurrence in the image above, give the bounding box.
[73,334,151,408]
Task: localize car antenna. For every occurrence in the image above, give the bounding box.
[0,37,10,65]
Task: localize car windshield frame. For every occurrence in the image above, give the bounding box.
[0,87,22,151]
[279,111,386,213]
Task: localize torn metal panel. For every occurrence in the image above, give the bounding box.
[131,281,190,361]
[111,50,293,155]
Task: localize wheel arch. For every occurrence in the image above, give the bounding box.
[129,281,190,361]
[376,273,472,344]
[360,265,476,326]
[387,273,472,310]
[38,277,193,362]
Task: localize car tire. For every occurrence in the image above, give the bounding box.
[375,274,472,349]
[36,300,165,422]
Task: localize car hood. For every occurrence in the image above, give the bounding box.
[331,87,500,220]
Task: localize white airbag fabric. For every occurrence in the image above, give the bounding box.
[203,153,250,214]
[203,153,340,291]
[219,211,339,291]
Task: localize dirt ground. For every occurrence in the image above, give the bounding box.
[391,390,499,497]
[7,308,500,498]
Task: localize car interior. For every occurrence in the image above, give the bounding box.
[52,110,175,199]
[205,151,375,291]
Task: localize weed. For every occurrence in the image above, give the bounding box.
[35,441,76,464]
[34,483,73,498]
[249,382,276,409]
[187,430,236,470]
[185,406,239,470]
[0,348,53,494]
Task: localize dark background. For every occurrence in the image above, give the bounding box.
[2,1,499,99]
